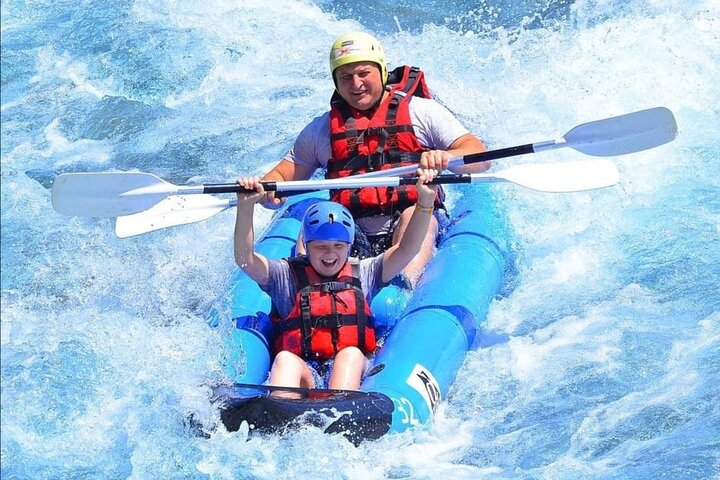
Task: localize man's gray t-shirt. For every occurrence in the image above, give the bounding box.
[259,255,385,318]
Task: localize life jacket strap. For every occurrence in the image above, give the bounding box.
[329,294,339,351]
[351,261,366,350]
[329,124,415,143]
[278,313,375,333]
[299,291,313,359]
[327,150,422,173]
[298,280,358,294]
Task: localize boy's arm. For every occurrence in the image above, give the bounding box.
[234,177,271,285]
[380,169,438,281]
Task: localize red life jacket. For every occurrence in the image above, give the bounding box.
[272,256,376,361]
[327,65,445,217]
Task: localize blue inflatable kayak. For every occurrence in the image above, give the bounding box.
[208,189,506,443]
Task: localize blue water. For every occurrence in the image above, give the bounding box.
[2,0,719,478]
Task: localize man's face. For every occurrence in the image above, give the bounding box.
[305,240,351,277]
[334,61,384,111]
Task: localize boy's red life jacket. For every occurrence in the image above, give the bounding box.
[327,65,445,217]
[272,256,376,361]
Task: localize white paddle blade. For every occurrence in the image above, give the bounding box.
[564,107,678,157]
[495,160,620,192]
[52,172,175,217]
[115,194,234,238]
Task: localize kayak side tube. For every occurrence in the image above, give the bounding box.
[361,204,506,433]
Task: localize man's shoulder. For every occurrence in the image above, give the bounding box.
[408,95,444,112]
[303,111,331,130]
[296,111,331,141]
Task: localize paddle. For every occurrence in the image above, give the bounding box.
[354,106,677,178]
[115,194,238,238]
[54,159,619,219]
[110,160,619,237]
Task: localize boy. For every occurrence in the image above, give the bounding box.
[233,169,438,390]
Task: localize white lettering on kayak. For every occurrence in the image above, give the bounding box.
[406,364,441,414]
[392,397,419,426]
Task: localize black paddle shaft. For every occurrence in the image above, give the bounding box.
[201,173,476,195]
[462,143,535,164]
[397,173,473,186]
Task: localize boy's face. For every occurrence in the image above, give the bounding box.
[306,240,351,277]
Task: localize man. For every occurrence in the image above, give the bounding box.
[260,31,489,286]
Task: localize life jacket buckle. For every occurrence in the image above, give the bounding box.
[320,281,344,292]
[330,313,343,328]
[367,153,387,170]
[313,313,343,328]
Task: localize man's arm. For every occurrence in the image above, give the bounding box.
[259,160,318,209]
[420,132,489,174]
[261,158,316,182]
[260,115,328,208]
[411,97,489,174]
[446,133,490,173]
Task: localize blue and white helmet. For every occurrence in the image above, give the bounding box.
[302,201,355,244]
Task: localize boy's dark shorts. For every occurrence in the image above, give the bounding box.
[350,209,449,259]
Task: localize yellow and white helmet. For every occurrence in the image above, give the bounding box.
[329,31,388,85]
